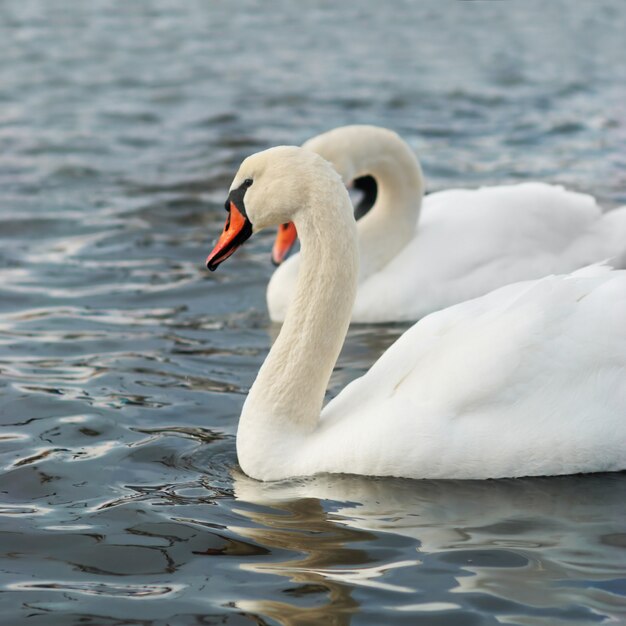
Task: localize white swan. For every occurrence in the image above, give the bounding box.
[268,125,626,323]
[206,145,626,482]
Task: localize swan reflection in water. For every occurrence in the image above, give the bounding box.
[229,471,626,625]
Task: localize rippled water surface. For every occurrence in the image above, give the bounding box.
[1,1,625,624]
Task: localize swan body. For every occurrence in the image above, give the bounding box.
[268,125,626,323]
[207,146,626,482]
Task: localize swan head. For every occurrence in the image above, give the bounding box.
[206,145,343,271]
[271,125,412,265]
[268,127,369,266]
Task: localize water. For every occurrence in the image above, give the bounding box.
[1,1,625,624]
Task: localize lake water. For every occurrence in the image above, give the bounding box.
[1,1,625,624]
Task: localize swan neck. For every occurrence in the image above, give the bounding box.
[242,180,359,434]
[350,132,424,276]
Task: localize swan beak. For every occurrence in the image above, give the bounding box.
[271,222,298,266]
[206,202,253,271]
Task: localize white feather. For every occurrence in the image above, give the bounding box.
[268,126,626,323]
[224,146,626,482]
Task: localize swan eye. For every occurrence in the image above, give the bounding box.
[243,178,253,188]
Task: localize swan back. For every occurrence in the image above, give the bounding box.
[312,265,626,479]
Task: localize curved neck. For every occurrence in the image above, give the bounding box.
[241,178,359,437]
[353,134,424,278]
[305,126,425,280]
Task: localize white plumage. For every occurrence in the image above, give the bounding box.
[313,264,626,480]
[211,146,626,482]
[268,126,626,323]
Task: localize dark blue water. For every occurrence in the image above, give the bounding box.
[1,1,625,624]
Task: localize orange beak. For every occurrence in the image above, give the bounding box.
[206,202,253,271]
[271,222,298,266]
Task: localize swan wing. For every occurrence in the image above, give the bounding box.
[353,183,626,321]
[318,267,626,478]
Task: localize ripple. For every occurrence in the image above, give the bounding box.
[0,432,30,442]
[8,580,185,599]
[12,447,69,467]
[131,426,225,444]
[0,358,103,382]
[9,439,126,468]
[0,305,187,330]
[13,384,171,410]
[395,602,461,612]
[437,549,530,569]
[44,164,102,181]
[0,504,53,516]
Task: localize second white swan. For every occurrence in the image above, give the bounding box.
[268,125,626,323]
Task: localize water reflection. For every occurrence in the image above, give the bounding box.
[232,471,626,624]
[232,480,365,625]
